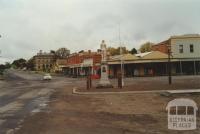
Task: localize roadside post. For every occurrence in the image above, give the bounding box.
[118,72,122,89]
[167,44,172,85]
[89,74,92,89]
[87,75,90,90]
[86,72,92,90]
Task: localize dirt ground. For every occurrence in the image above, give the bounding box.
[16,76,200,134]
[79,76,200,92]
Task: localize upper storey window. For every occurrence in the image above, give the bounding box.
[179,45,183,53]
[190,44,194,53]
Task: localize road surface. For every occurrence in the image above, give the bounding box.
[1,70,200,134]
[0,70,73,134]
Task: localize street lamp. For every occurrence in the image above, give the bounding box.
[167,43,172,85]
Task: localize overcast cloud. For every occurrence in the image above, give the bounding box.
[0,0,200,63]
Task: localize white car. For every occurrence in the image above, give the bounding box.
[43,73,52,80]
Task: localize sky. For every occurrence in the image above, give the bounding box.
[0,0,200,63]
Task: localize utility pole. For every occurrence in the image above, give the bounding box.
[167,44,172,85]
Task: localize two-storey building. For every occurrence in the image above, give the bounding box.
[152,34,200,75]
[34,50,56,72]
[60,50,102,78]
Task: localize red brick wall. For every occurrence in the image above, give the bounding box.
[67,54,80,65]
[92,54,102,64]
[67,52,101,66]
[152,40,170,54]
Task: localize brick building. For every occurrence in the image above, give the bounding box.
[152,40,169,54]
[58,34,200,78]
[61,50,102,78]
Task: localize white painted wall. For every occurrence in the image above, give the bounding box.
[171,38,200,58]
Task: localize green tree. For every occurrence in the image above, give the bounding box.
[0,64,5,75]
[26,58,35,71]
[4,62,11,69]
[130,48,137,54]
[139,42,154,53]
[0,62,11,75]
[12,58,26,69]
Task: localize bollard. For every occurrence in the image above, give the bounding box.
[118,72,122,89]
[87,76,89,90]
[86,75,92,90]
[89,75,92,88]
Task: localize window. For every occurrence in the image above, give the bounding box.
[190,44,194,53]
[102,67,106,72]
[179,45,183,53]
[187,106,194,115]
[170,106,176,115]
[177,106,186,115]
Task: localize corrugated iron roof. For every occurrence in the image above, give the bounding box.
[135,52,152,57]
[139,51,168,60]
[109,53,138,61]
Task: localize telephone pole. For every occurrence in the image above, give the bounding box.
[167,44,172,85]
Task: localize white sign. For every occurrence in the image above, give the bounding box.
[166,98,198,130]
[82,59,93,67]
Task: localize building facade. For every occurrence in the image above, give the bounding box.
[55,59,68,73]
[152,34,200,75]
[55,35,200,78]
[34,50,56,72]
[108,51,169,77]
[60,50,102,78]
[170,34,200,59]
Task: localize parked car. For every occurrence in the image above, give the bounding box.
[43,73,52,80]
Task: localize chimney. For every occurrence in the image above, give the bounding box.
[37,50,43,55]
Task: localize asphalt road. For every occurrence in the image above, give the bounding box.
[0,69,74,134]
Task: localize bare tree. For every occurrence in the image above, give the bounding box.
[55,48,70,59]
[139,42,154,53]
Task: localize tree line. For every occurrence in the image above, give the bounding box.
[107,41,154,56]
[0,47,70,71]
